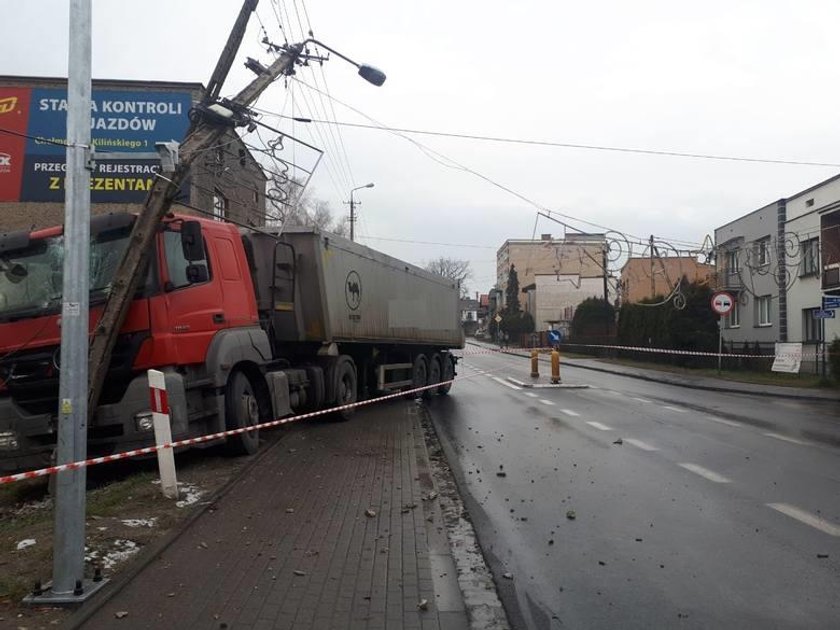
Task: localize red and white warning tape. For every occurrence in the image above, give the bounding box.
[463,340,820,361]
[551,342,818,360]
[0,367,502,486]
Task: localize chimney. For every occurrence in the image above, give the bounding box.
[475,291,479,301]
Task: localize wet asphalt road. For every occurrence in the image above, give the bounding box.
[426,348,840,629]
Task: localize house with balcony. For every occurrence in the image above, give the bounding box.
[713,200,785,347]
[714,173,840,372]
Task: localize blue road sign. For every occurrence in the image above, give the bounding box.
[822,296,840,310]
[813,309,836,319]
[548,330,562,344]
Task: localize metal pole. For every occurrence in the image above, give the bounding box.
[53,0,92,597]
[349,190,355,241]
[717,316,723,374]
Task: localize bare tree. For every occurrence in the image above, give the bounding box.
[266,175,347,236]
[425,257,473,297]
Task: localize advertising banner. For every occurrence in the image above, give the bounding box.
[0,86,192,203]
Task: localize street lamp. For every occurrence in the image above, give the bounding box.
[348,183,374,241]
[303,39,387,86]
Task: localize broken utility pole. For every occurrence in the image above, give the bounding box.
[87,1,302,416]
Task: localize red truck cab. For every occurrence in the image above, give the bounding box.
[0,213,260,472]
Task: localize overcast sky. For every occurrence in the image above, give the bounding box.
[4,0,840,294]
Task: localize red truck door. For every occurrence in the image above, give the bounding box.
[157,225,257,366]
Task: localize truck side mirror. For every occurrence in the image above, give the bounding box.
[186,263,209,284]
[181,221,205,261]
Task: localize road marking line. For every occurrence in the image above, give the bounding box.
[539,399,555,406]
[624,438,658,451]
[707,416,741,428]
[524,392,539,398]
[632,397,652,403]
[678,463,731,483]
[767,503,840,537]
[763,432,814,446]
[560,409,580,417]
[492,376,522,390]
[664,406,688,413]
[586,421,612,431]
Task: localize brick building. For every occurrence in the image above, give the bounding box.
[0,75,266,232]
[495,233,605,308]
[619,257,714,305]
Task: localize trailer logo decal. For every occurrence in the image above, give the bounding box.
[346,271,362,311]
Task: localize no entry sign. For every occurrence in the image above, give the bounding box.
[711,291,734,316]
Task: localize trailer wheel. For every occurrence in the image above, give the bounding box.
[438,354,455,395]
[224,370,264,456]
[406,354,428,399]
[424,354,442,399]
[333,357,358,421]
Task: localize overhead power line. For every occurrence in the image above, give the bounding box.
[270,116,840,169]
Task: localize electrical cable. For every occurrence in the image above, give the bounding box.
[268,116,840,169]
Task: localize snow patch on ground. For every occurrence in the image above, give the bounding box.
[151,479,204,508]
[86,539,140,569]
[120,517,158,528]
[16,538,36,551]
[175,483,203,508]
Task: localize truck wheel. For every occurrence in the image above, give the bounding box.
[406,354,428,399]
[333,357,357,421]
[224,370,264,455]
[424,354,442,399]
[438,354,455,395]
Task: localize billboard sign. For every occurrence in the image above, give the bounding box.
[0,86,192,203]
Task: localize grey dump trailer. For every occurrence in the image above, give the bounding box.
[240,226,464,425]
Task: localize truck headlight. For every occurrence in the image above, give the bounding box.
[134,412,154,432]
[0,431,19,451]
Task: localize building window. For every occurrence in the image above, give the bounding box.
[800,238,819,276]
[756,295,772,327]
[726,300,740,328]
[756,237,770,267]
[726,249,740,276]
[803,308,824,342]
[213,190,228,221]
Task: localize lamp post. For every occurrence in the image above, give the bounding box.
[349,182,374,241]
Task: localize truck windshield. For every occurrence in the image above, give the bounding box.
[0,227,131,321]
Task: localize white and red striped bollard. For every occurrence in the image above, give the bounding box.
[148,369,179,500]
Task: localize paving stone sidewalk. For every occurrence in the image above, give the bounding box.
[70,399,469,630]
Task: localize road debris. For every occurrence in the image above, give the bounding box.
[364,509,376,518]
[293,570,306,576]
[15,539,36,551]
[115,611,129,619]
[502,572,513,580]
[417,598,429,610]
[612,438,623,445]
[566,510,577,520]
[496,472,507,478]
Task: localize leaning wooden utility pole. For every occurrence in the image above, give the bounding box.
[87,1,301,415]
